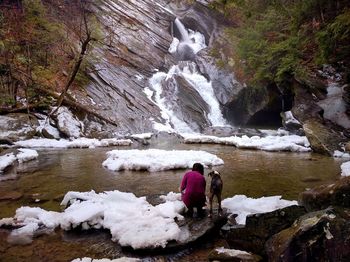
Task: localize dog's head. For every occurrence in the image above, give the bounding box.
[208,170,221,178]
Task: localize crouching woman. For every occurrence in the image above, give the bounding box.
[180,163,206,218]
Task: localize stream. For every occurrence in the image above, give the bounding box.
[0,139,344,261]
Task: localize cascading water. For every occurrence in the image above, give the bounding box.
[145,18,227,133]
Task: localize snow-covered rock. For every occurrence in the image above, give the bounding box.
[222,195,298,225]
[102,149,224,172]
[0,190,185,249]
[55,107,83,138]
[16,149,39,163]
[0,153,17,173]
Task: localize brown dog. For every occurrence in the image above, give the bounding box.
[208,170,223,216]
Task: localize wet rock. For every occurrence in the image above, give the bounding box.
[53,193,65,202]
[26,193,51,204]
[225,205,306,255]
[0,138,14,146]
[0,114,39,141]
[202,126,262,137]
[0,191,23,201]
[301,176,322,183]
[208,247,262,262]
[266,207,350,262]
[299,177,350,212]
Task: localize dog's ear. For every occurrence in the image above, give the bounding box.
[207,171,213,177]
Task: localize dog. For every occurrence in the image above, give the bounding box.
[208,170,223,217]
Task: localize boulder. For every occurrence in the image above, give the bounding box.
[299,177,350,212]
[54,107,83,138]
[292,80,346,155]
[225,205,306,256]
[266,207,350,262]
[303,119,344,155]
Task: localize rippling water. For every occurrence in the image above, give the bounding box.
[0,139,345,261]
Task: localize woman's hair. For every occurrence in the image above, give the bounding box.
[192,163,204,175]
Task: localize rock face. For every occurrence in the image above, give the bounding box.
[83,0,175,135]
[266,207,350,262]
[224,205,306,255]
[299,177,350,212]
[79,0,239,135]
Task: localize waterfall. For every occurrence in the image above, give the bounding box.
[174,18,190,42]
[146,18,227,133]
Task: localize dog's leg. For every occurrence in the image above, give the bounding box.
[208,192,213,217]
[217,193,223,214]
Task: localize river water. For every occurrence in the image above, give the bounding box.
[0,139,345,261]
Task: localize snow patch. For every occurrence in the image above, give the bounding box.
[102,149,224,172]
[1,190,186,249]
[334,150,350,158]
[284,111,301,125]
[130,133,153,140]
[181,133,311,152]
[15,138,132,149]
[341,161,350,177]
[222,195,298,225]
[72,258,141,262]
[216,247,252,257]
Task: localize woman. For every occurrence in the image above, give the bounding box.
[180,163,206,217]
